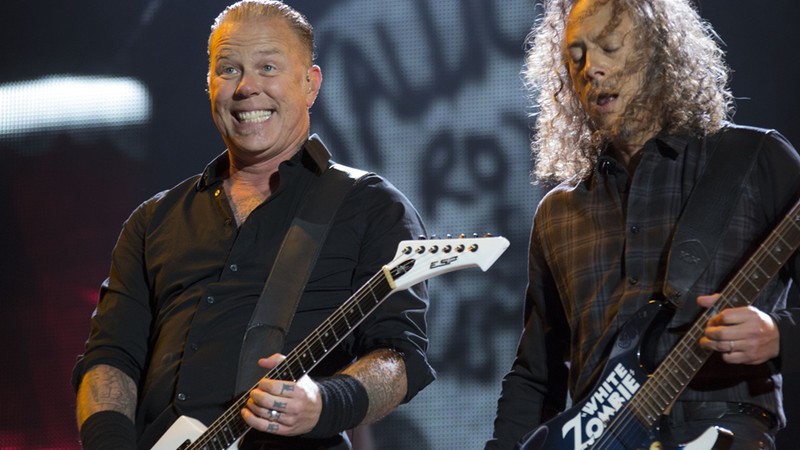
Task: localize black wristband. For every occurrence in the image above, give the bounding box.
[305,374,369,439]
[79,411,136,450]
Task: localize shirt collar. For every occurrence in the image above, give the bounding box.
[195,133,332,191]
[596,131,691,169]
[652,132,690,160]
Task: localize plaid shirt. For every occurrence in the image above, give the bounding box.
[489,125,800,449]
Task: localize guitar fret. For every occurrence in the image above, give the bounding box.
[671,349,699,375]
[660,369,680,394]
[210,436,223,450]
[297,359,307,373]
[342,309,353,328]
[309,336,327,356]
[634,395,660,426]
[762,242,783,265]
[774,231,792,252]
[220,425,234,445]
[668,362,689,380]
[371,288,381,304]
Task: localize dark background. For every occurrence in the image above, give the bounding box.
[1,1,797,448]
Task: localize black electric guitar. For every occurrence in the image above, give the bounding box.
[520,197,800,450]
[152,235,510,450]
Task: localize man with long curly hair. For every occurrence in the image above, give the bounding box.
[486,0,800,449]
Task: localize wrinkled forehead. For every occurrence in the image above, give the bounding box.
[208,16,312,64]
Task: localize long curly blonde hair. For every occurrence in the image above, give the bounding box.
[525,0,733,183]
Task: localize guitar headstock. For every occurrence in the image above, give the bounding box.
[385,234,510,291]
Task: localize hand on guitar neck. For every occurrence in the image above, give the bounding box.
[696,294,780,366]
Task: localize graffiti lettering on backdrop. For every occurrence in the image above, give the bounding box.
[312,0,540,382]
[309,1,542,447]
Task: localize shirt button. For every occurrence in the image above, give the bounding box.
[630,225,640,234]
[230,264,238,272]
[190,343,199,351]
[177,393,186,401]
[214,188,221,197]
[628,276,639,286]
[206,296,215,304]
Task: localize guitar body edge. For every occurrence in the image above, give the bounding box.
[519,301,667,450]
[151,415,241,450]
[518,300,734,450]
[522,424,730,450]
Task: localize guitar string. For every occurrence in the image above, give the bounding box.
[188,263,400,449]
[186,247,438,449]
[588,203,800,449]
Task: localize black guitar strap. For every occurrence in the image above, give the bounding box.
[664,125,771,307]
[235,134,368,394]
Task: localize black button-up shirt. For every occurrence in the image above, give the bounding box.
[73,138,435,445]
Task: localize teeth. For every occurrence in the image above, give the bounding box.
[237,110,272,123]
[597,95,617,106]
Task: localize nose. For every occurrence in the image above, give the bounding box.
[234,72,259,98]
[584,50,606,82]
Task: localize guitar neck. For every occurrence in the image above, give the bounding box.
[631,198,800,427]
[151,236,508,450]
[187,263,403,449]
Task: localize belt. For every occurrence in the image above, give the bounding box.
[725,402,777,429]
[675,401,777,430]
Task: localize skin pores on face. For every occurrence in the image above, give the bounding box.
[208,17,321,165]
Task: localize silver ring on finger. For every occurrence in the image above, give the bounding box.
[728,340,735,353]
[267,409,281,422]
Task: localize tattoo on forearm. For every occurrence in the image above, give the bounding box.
[344,349,407,423]
[77,364,137,424]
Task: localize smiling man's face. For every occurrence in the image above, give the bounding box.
[208,17,320,161]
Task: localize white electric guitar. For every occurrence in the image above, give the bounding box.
[152,235,510,450]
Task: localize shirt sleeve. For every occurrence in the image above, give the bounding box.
[486,208,569,450]
[72,196,159,391]
[342,174,436,403]
[756,131,800,369]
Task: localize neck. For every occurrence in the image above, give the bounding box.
[226,156,281,196]
[609,125,659,172]
[223,164,280,227]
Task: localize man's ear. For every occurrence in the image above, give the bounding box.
[306,65,323,107]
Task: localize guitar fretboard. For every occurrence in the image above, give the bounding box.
[630,198,800,427]
[185,260,413,450]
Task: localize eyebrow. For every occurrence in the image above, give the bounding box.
[214,45,282,57]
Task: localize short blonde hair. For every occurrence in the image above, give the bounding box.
[208,0,315,65]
